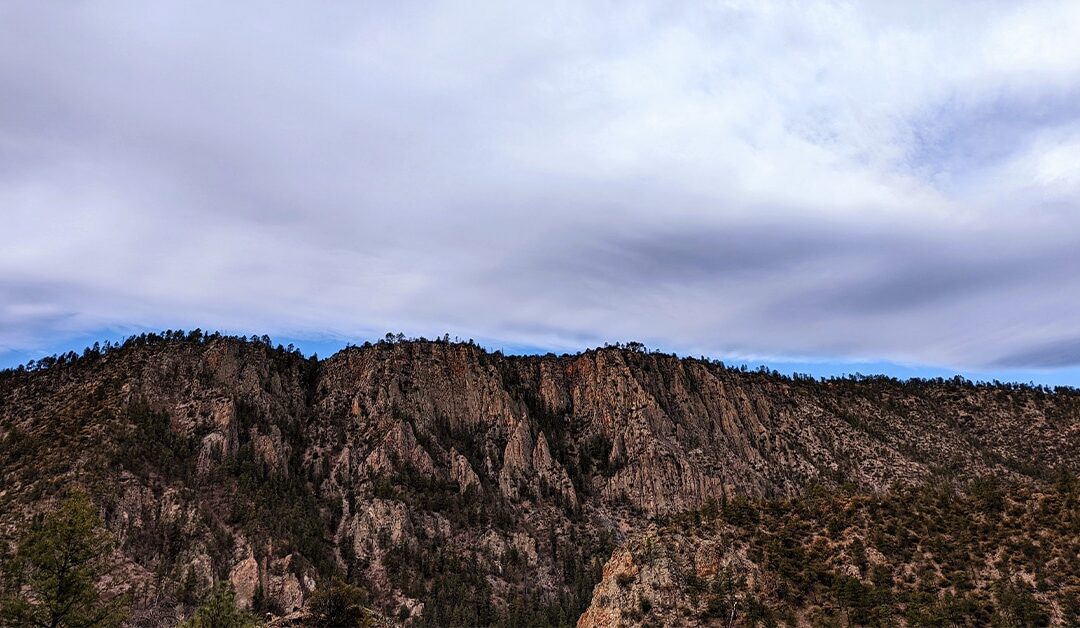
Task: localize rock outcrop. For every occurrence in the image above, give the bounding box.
[1,335,1078,624]
[449,447,480,494]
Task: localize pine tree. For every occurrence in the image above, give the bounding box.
[180,586,256,628]
[0,488,128,627]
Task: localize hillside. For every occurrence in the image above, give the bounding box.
[579,480,1080,626]
[1,332,1078,626]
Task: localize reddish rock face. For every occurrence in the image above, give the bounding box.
[1,337,1077,624]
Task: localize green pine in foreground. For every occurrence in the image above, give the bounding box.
[0,489,128,628]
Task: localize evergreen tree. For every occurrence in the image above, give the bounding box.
[180,586,256,628]
[0,488,128,627]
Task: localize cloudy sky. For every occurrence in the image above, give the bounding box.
[3,1,1080,382]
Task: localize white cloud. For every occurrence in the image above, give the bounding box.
[1,0,1079,369]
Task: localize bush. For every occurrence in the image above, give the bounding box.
[307,578,372,627]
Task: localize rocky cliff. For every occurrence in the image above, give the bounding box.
[1,333,1077,625]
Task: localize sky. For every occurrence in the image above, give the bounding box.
[2,1,1080,384]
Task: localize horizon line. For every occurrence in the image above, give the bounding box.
[4,327,1079,390]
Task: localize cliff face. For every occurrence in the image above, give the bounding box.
[1,336,1078,625]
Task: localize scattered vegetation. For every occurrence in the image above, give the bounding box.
[118,401,199,481]
[1,331,1078,626]
[643,475,1080,626]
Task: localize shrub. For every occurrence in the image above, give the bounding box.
[307,578,372,627]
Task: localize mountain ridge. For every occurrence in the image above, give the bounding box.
[2,331,1078,625]
[6,331,1078,391]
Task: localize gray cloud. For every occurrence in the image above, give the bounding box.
[992,338,1080,369]
[2,1,1080,371]
[571,223,855,284]
[779,252,1040,316]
